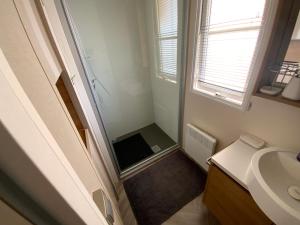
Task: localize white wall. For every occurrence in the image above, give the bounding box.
[66,0,154,141]
[65,0,185,143]
[150,78,180,142]
[144,0,182,142]
[183,0,300,152]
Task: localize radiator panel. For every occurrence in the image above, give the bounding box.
[185,124,217,171]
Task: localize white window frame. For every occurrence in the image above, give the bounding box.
[190,0,278,110]
[154,0,178,83]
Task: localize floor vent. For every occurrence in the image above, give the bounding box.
[185,124,217,171]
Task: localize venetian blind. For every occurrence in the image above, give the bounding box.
[156,0,178,77]
[195,0,266,93]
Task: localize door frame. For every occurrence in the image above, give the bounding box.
[0,48,109,225]
[35,0,120,189]
[57,0,190,177]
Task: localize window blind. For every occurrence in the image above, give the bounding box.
[195,0,266,94]
[156,0,178,77]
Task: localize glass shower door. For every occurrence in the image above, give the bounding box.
[62,0,185,172]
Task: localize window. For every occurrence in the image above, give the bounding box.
[193,0,267,107]
[155,0,178,82]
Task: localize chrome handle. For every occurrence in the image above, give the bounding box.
[206,157,212,166]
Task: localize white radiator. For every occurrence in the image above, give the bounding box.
[185,124,217,171]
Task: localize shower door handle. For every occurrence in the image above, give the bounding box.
[91,78,96,89]
[91,77,110,95]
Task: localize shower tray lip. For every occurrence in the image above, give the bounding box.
[119,144,180,180]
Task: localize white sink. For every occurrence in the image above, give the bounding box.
[247,147,300,225]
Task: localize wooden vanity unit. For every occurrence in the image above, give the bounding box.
[203,164,274,225]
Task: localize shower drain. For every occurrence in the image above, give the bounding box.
[151,145,161,153]
[288,185,300,201]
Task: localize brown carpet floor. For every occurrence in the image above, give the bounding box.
[123,150,207,225]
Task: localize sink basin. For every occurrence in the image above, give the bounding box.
[247,147,300,225]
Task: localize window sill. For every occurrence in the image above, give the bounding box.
[191,88,246,111]
[254,92,300,108]
[156,75,177,84]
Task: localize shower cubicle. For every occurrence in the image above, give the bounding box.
[62,0,186,173]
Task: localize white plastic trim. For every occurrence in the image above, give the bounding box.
[0,48,108,225]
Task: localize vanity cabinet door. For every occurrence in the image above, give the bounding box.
[203,165,273,225]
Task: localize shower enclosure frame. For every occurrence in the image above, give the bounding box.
[59,0,190,178]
